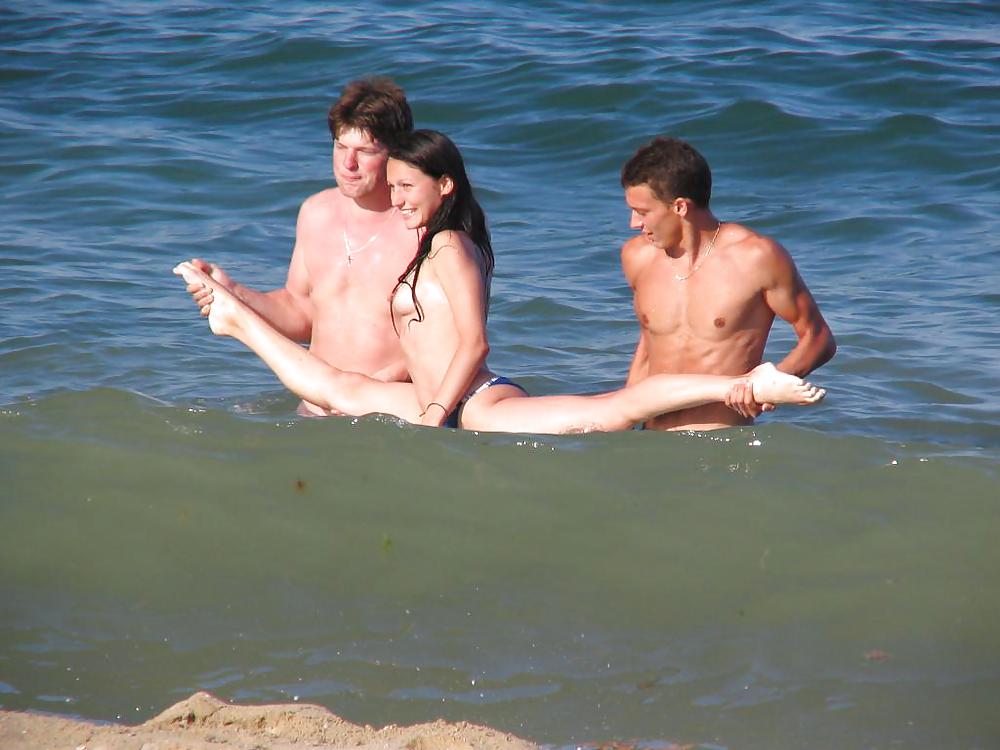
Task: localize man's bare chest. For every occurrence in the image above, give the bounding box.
[633,267,771,340]
[306,236,410,300]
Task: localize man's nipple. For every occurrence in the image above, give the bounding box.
[714,317,726,328]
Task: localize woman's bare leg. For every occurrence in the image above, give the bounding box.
[174,262,421,421]
[462,365,824,434]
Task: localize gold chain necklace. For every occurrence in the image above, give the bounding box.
[343,208,396,266]
[674,221,723,281]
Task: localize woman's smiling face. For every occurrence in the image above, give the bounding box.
[387,158,453,229]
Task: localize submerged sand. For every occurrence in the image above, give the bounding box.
[0,691,540,750]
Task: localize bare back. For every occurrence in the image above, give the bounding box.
[625,223,782,430]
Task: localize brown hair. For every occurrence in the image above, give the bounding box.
[621,136,712,208]
[327,77,413,146]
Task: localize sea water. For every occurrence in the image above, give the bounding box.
[2,2,999,748]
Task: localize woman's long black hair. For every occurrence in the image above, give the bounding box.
[389,130,493,325]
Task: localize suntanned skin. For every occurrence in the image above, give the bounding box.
[623,184,836,431]
[186,127,418,414]
[176,257,826,434]
[174,147,826,435]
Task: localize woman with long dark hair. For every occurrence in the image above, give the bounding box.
[175,130,823,432]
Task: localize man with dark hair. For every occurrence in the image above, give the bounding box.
[183,77,417,414]
[620,136,836,430]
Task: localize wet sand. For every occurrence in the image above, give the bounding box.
[0,691,539,750]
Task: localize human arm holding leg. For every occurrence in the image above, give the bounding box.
[616,363,822,427]
[174,262,417,421]
[466,362,823,434]
[722,240,835,417]
[762,241,836,377]
[725,380,768,419]
[183,199,318,342]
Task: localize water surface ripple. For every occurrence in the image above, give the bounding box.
[2,3,999,749]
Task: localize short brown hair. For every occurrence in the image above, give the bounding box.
[327,77,413,146]
[621,136,712,208]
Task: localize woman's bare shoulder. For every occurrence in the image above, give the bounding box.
[429,229,477,259]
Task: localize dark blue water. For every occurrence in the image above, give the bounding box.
[2,2,999,748]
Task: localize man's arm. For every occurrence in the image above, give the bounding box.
[761,241,836,376]
[626,332,649,386]
[367,359,412,384]
[621,236,652,386]
[188,202,315,343]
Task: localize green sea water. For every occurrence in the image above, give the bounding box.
[2,2,999,748]
[3,393,999,748]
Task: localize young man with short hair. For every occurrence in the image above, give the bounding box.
[183,78,418,414]
[620,136,836,430]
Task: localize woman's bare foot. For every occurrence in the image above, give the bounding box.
[173,261,243,338]
[747,362,826,405]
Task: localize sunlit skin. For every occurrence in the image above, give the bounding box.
[387,159,453,230]
[621,179,836,431]
[333,127,391,206]
[386,158,490,427]
[625,184,684,253]
[179,125,418,414]
[175,136,825,433]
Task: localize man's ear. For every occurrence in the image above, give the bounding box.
[672,197,690,217]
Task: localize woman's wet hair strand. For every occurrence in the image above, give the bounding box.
[389,130,493,326]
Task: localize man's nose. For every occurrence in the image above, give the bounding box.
[344,150,358,169]
[629,212,642,230]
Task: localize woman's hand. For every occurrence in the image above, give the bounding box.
[420,401,449,427]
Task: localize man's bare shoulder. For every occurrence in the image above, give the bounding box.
[299,187,343,218]
[293,189,345,242]
[721,223,793,275]
[622,233,656,259]
[621,234,657,284]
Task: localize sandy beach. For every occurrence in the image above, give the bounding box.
[0,692,540,750]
